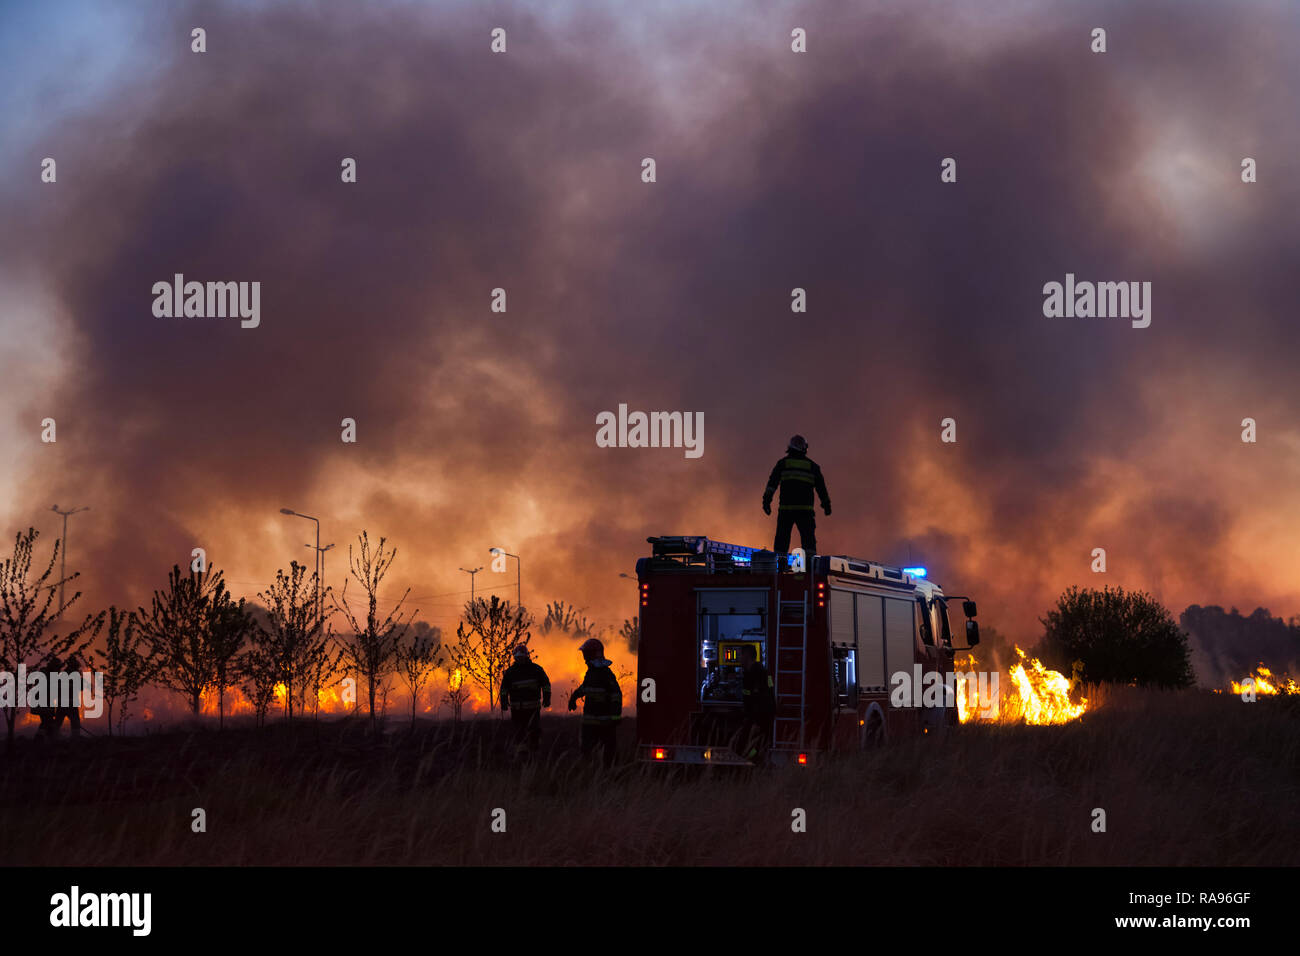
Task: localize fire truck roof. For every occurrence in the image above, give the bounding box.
[643,535,943,597]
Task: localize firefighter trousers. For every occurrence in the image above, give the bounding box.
[737,712,773,762]
[580,722,619,768]
[510,706,542,752]
[774,510,816,564]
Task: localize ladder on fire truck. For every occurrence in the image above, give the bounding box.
[772,568,812,750]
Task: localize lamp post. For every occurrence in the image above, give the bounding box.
[280,508,321,618]
[489,548,521,607]
[306,542,335,618]
[459,566,483,600]
[49,504,88,620]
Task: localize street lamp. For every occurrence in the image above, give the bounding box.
[489,548,521,607]
[280,508,321,618]
[49,504,88,620]
[459,566,483,600]
[306,542,335,616]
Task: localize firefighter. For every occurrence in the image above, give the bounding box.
[737,643,775,762]
[500,644,551,754]
[50,654,84,739]
[30,655,60,741]
[568,637,622,767]
[762,434,831,570]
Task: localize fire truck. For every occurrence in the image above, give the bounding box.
[634,535,981,765]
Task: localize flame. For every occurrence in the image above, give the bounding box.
[957,646,1087,725]
[197,680,353,717]
[1228,665,1297,696]
[73,635,640,727]
[1006,648,1087,724]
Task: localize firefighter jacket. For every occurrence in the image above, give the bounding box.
[763,451,831,513]
[569,659,623,723]
[500,660,551,710]
[743,662,776,718]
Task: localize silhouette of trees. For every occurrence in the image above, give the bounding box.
[395,622,443,728]
[303,629,343,721]
[448,596,533,714]
[441,661,470,722]
[0,528,103,751]
[256,562,332,720]
[331,532,414,733]
[1039,586,1195,688]
[207,576,256,729]
[1179,605,1300,687]
[93,606,156,735]
[137,564,227,715]
[540,600,593,639]
[619,616,639,653]
[239,645,280,728]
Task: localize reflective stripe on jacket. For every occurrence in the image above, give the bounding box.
[763,452,830,513]
[569,660,623,723]
[501,660,551,709]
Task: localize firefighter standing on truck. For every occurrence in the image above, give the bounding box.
[500,645,551,755]
[737,643,775,761]
[762,434,831,569]
[568,638,622,767]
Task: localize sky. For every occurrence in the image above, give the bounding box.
[2,0,1299,687]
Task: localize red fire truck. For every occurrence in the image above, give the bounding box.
[635,535,981,765]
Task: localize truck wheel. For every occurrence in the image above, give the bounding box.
[861,713,885,749]
[921,706,947,738]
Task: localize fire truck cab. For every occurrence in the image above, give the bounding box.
[635,535,980,765]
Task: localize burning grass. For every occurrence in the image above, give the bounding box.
[956,646,1088,725]
[1,686,1295,866]
[1227,665,1298,697]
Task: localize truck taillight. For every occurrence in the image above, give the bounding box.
[654,748,667,760]
[640,582,649,607]
[816,581,825,608]
[797,753,808,765]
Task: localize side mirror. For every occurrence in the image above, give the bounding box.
[966,620,980,647]
[962,600,977,618]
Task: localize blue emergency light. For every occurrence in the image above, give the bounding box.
[902,566,928,578]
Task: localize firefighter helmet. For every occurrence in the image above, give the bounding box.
[512,644,530,660]
[788,434,808,454]
[578,637,605,660]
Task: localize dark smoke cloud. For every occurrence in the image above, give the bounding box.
[2,0,1299,657]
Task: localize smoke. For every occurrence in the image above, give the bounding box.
[1181,605,1300,688]
[2,0,1299,649]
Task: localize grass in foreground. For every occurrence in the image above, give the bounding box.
[1,687,1295,865]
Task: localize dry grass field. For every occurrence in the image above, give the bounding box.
[2,685,1296,866]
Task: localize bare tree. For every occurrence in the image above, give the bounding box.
[448,596,533,716]
[619,616,639,653]
[395,622,443,728]
[93,606,156,736]
[441,662,471,722]
[331,532,415,733]
[239,645,280,728]
[0,528,102,751]
[304,624,343,721]
[256,562,330,720]
[137,565,228,715]
[207,576,255,729]
[540,599,594,639]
